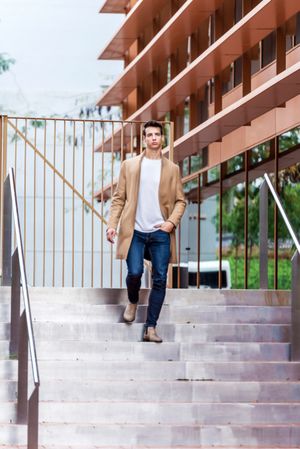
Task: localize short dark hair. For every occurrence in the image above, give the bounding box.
[143,120,163,136]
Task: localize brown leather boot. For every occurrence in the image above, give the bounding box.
[123,303,137,323]
[143,327,163,343]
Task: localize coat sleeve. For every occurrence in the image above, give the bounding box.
[167,165,187,228]
[107,161,127,229]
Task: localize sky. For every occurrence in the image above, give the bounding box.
[0,0,123,115]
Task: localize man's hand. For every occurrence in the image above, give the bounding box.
[106,228,117,243]
[156,221,174,233]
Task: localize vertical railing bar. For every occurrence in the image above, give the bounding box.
[24,118,27,262]
[177,223,181,288]
[130,122,134,158]
[43,120,47,287]
[81,121,85,288]
[52,120,56,287]
[244,151,249,289]
[91,121,95,288]
[291,251,300,361]
[14,118,18,179]
[17,311,28,424]
[2,177,12,286]
[110,122,114,288]
[1,115,8,274]
[218,166,223,289]
[10,249,20,357]
[33,124,37,286]
[0,116,3,277]
[100,124,104,288]
[120,122,124,287]
[72,121,76,287]
[3,116,7,190]
[274,136,279,289]
[197,174,201,289]
[169,121,174,162]
[62,120,66,287]
[139,122,143,154]
[13,118,18,250]
[259,180,268,289]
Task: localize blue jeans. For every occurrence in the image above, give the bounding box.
[126,229,171,328]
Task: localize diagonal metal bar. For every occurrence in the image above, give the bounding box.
[264,173,300,254]
[7,119,107,225]
[8,168,40,386]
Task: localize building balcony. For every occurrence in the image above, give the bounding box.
[98,0,168,60]
[97,0,299,111]
[99,0,129,14]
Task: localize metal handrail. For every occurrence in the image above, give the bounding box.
[264,173,300,255]
[2,167,40,449]
[8,167,40,385]
[260,173,300,361]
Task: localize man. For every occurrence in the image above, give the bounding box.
[106,120,186,343]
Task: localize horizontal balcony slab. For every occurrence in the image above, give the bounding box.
[173,61,300,161]
[99,0,222,61]
[99,0,128,14]
[98,0,300,106]
[99,0,164,59]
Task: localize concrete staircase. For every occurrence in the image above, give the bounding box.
[0,287,300,448]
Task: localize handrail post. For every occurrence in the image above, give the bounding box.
[10,249,21,357]
[291,250,300,361]
[17,310,28,424]
[2,175,12,285]
[28,386,39,449]
[259,180,268,288]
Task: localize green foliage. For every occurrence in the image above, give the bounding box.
[226,256,291,289]
[30,120,45,128]
[0,53,15,75]
[279,128,300,153]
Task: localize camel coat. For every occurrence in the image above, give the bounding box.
[107,152,186,263]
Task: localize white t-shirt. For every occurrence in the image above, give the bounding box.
[134,157,164,233]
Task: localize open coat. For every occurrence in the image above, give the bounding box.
[107,152,186,263]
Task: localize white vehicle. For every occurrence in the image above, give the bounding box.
[187,260,231,289]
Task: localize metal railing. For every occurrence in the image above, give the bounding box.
[0,115,174,288]
[2,168,40,449]
[260,173,300,360]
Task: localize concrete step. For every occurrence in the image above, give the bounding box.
[37,380,300,403]
[0,321,292,342]
[0,447,296,449]
[2,360,300,381]
[0,287,291,306]
[2,401,300,426]
[3,380,300,404]
[34,341,290,362]
[0,381,16,401]
[37,358,298,381]
[11,304,289,324]
[35,402,300,425]
[5,322,288,342]
[0,422,299,446]
[0,340,9,357]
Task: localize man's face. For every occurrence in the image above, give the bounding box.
[143,126,163,151]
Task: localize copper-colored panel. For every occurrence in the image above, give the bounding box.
[98,0,167,60]
[96,30,300,157]
[99,0,129,14]
[98,0,300,108]
[173,61,300,161]
[217,93,300,166]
